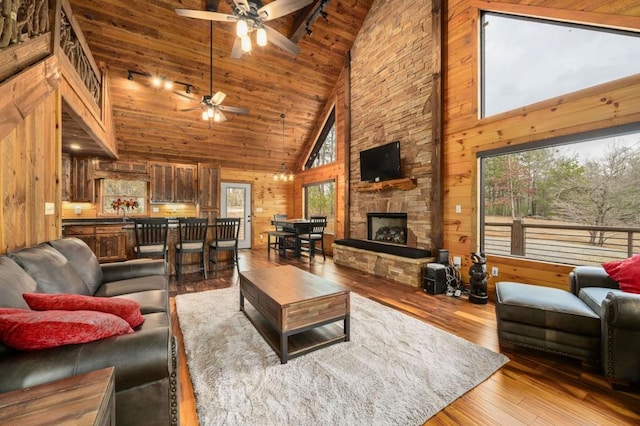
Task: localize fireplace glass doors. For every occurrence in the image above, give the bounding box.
[367,213,408,245]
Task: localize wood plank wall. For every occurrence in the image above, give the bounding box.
[0,91,61,254]
[221,168,294,249]
[444,0,640,290]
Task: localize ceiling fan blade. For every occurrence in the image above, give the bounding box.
[230,37,243,58]
[180,107,203,112]
[211,91,226,105]
[175,9,237,22]
[258,0,313,21]
[264,25,301,55]
[232,0,250,14]
[217,110,228,122]
[218,105,249,115]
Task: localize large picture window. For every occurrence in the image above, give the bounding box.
[304,180,335,234]
[481,12,640,117]
[480,124,640,266]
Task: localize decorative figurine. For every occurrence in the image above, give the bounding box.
[469,252,488,304]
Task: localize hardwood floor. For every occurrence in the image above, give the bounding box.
[169,249,640,425]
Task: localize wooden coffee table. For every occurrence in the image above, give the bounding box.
[239,265,350,364]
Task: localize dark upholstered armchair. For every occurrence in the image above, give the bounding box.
[570,266,640,389]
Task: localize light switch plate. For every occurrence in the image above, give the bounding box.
[45,202,55,215]
[152,207,160,213]
[74,206,82,215]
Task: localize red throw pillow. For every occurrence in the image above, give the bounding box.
[0,308,133,350]
[602,254,640,294]
[23,293,144,328]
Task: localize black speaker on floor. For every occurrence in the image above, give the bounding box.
[437,249,449,265]
[424,263,447,295]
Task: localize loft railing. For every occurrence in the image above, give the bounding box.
[58,2,101,105]
[0,0,104,109]
[483,218,640,266]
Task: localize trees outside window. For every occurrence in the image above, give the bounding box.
[102,179,146,216]
[481,128,640,265]
[305,108,336,169]
[304,181,335,234]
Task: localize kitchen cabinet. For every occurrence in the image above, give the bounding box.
[150,162,196,203]
[63,224,126,263]
[62,155,94,202]
[197,163,220,223]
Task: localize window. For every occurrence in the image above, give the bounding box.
[305,108,336,169]
[481,12,640,117]
[102,179,146,216]
[304,180,335,234]
[479,124,640,266]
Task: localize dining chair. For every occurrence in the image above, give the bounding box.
[267,214,296,258]
[133,218,169,273]
[298,216,327,262]
[209,217,241,273]
[175,217,208,280]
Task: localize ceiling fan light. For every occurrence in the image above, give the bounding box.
[163,80,173,90]
[273,173,279,181]
[151,76,162,87]
[207,107,214,118]
[213,111,221,122]
[236,19,248,37]
[256,28,267,47]
[288,173,294,181]
[241,35,252,53]
[202,111,209,120]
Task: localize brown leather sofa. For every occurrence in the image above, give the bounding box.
[570,266,640,389]
[495,266,640,389]
[0,237,179,425]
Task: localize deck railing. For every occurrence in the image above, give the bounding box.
[483,218,640,266]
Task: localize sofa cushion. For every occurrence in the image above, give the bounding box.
[0,308,133,350]
[23,293,144,328]
[94,275,167,297]
[49,238,104,294]
[8,244,90,295]
[495,282,600,336]
[602,254,640,294]
[113,290,168,315]
[578,287,624,316]
[0,256,38,309]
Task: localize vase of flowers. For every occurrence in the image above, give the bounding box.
[111,198,139,221]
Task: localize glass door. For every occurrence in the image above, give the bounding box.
[220,182,251,249]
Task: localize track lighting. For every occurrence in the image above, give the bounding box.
[126,70,193,94]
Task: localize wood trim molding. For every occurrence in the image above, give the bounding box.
[431,0,444,252]
[470,0,640,31]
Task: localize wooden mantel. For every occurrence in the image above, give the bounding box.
[354,177,418,192]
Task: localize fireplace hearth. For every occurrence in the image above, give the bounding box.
[367,212,408,245]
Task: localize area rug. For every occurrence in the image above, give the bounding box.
[176,287,508,425]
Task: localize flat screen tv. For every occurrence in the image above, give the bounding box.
[359,141,401,182]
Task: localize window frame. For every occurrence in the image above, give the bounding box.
[478,122,640,265]
[303,179,336,235]
[100,178,147,217]
[305,107,336,170]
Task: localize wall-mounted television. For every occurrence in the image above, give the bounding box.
[359,141,401,182]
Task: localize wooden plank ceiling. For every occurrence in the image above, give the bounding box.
[66,0,373,171]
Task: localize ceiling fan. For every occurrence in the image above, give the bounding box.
[177,22,249,123]
[175,0,313,58]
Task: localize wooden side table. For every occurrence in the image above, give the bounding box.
[0,367,115,425]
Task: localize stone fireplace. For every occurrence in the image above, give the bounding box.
[367,212,408,245]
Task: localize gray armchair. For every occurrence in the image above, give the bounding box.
[570,266,640,389]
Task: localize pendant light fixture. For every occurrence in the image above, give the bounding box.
[274,113,294,182]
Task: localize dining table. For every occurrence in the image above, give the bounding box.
[270,218,313,258]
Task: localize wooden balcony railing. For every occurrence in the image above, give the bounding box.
[483,218,640,266]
